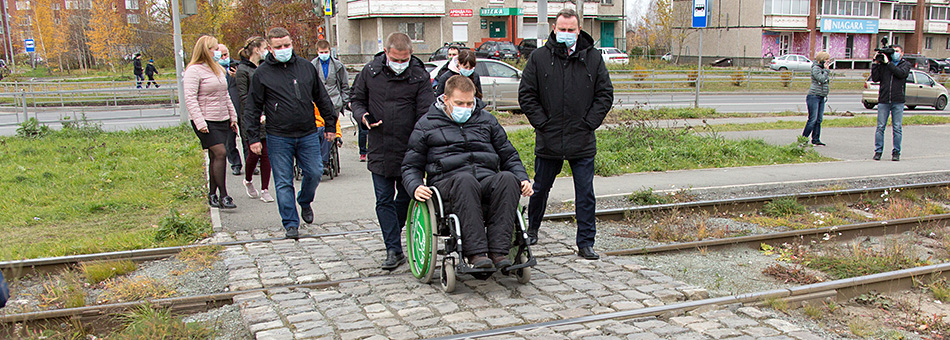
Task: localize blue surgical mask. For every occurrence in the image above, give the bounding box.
[260,49,270,60]
[555,31,577,47]
[274,47,293,63]
[318,53,331,61]
[212,50,222,62]
[217,57,230,67]
[388,60,409,75]
[459,67,474,77]
[892,52,902,63]
[450,105,473,124]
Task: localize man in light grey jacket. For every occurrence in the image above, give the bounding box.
[311,40,350,170]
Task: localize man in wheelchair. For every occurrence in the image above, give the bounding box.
[402,75,533,270]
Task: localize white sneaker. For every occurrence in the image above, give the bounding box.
[260,189,275,203]
[244,180,259,198]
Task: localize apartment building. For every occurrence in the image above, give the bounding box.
[672,0,950,68]
[2,0,141,57]
[330,0,625,63]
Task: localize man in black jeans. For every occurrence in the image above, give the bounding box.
[518,8,613,260]
[403,75,533,268]
[350,32,435,270]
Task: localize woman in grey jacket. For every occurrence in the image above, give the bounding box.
[803,51,831,146]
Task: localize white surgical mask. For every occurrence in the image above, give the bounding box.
[389,60,409,75]
[459,67,474,77]
[318,53,331,61]
[212,50,222,62]
[274,47,293,63]
[450,105,473,124]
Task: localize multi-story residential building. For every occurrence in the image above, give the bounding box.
[330,0,625,63]
[672,0,950,68]
[1,0,140,59]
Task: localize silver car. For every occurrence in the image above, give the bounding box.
[769,54,812,72]
[426,58,523,111]
[861,70,949,110]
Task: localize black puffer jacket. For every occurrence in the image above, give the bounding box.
[235,58,259,140]
[350,52,435,178]
[518,30,613,159]
[244,52,336,144]
[435,69,482,99]
[402,97,529,192]
[871,58,912,104]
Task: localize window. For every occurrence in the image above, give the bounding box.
[452,22,467,42]
[52,3,60,10]
[602,0,614,4]
[398,22,424,42]
[125,0,138,10]
[917,73,933,86]
[820,0,878,17]
[822,35,829,51]
[127,14,139,24]
[484,61,518,78]
[946,37,949,49]
[65,0,78,9]
[926,36,933,49]
[893,36,900,46]
[894,5,915,20]
[14,0,29,10]
[765,0,810,15]
[931,6,950,21]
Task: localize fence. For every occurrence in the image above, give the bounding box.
[608,69,870,94]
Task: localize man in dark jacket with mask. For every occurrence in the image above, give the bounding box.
[871,45,911,161]
[518,8,613,260]
[351,32,435,270]
[403,75,533,269]
[245,27,336,239]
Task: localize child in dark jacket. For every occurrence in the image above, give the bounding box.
[144,59,160,88]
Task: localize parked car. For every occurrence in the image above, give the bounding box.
[710,58,733,67]
[425,58,522,110]
[769,54,812,71]
[661,52,673,62]
[475,41,520,60]
[597,47,629,65]
[429,44,472,62]
[518,39,537,59]
[861,70,948,110]
[927,58,950,74]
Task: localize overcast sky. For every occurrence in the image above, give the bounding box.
[626,0,651,28]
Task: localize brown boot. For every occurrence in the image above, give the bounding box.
[489,253,511,270]
[467,254,492,268]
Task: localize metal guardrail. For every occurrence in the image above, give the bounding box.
[0,80,179,126]
[606,69,870,94]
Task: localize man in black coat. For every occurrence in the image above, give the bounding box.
[871,45,911,161]
[518,8,614,260]
[350,32,435,270]
[403,75,533,268]
[133,53,144,88]
[245,27,337,239]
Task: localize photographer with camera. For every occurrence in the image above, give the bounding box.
[871,38,911,161]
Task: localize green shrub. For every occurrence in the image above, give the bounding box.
[154,209,210,242]
[762,198,807,217]
[16,117,52,138]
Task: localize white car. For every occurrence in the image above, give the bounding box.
[661,52,673,62]
[425,58,523,111]
[769,54,812,71]
[597,47,629,65]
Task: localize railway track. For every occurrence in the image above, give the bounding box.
[3,181,949,331]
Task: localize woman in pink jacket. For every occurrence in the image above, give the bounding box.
[185,35,239,209]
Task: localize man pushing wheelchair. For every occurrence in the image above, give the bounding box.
[402,75,533,270]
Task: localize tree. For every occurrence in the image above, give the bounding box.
[217,0,323,58]
[86,0,132,72]
[31,0,69,72]
[632,0,674,56]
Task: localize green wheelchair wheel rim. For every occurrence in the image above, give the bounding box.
[407,201,433,279]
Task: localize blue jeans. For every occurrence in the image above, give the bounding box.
[875,102,903,154]
[373,173,411,253]
[803,94,825,143]
[528,156,597,248]
[320,133,331,168]
[135,74,144,88]
[266,128,323,230]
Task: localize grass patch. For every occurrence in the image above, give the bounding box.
[81,260,138,284]
[806,243,923,280]
[762,197,807,217]
[707,115,950,132]
[177,245,223,271]
[98,276,176,304]
[112,305,214,340]
[38,270,86,309]
[929,280,950,303]
[507,125,829,178]
[0,124,208,261]
[627,188,673,205]
[762,263,823,284]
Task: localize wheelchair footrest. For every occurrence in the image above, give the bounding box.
[456,265,496,275]
[505,257,537,271]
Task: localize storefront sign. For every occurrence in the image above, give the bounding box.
[480,19,488,29]
[479,7,523,16]
[450,9,473,17]
[820,18,879,34]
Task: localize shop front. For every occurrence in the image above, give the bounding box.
[478,7,523,47]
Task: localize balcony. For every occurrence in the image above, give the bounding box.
[764,15,808,29]
[347,0,445,19]
[879,18,916,31]
[926,21,950,33]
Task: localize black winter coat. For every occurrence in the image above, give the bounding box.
[350,52,436,178]
[435,69,482,99]
[402,97,529,193]
[133,58,143,75]
[871,58,912,104]
[144,64,157,77]
[244,52,336,145]
[518,30,613,160]
[235,58,261,140]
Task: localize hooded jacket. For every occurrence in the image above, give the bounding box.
[808,62,831,97]
[402,96,529,193]
[311,56,351,113]
[350,52,435,178]
[871,57,912,104]
[518,30,614,160]
[244,52,336,145]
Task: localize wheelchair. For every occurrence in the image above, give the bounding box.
[405,186,536,293]
[292,138,341,181]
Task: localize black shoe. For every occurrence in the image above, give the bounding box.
[381,250,406,270]
[812,141,826,146]
[892,152,900,161]
[873,152,882,161]
[300,205,313,224]
[208,194,219,208]
[527,227,539,245]
[232,167,242,175]
[577,247,600,260]
[467,254,493,269]
[220,196,236,209]
[285,226,299,239]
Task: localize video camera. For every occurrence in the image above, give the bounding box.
[874,37,895,63]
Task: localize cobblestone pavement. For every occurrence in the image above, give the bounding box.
[214,221,825,339]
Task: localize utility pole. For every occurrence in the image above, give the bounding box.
[172,0,187,123]
[576,0,584,31]
[538,0,547,47]
[1,0,14,71]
